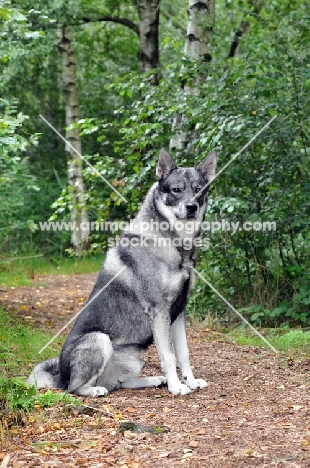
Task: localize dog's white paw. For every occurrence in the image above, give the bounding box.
[185,378,208,390]
[90,386,109,397]
[152,376,167,387]
[168,382,191,395]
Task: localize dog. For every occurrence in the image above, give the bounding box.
[27,148,217,396]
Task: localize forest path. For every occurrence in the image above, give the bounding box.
[1,273,310,467]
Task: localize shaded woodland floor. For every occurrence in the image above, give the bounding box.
[1,274,310,467]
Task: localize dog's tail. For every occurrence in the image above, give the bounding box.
[27,358,62,390]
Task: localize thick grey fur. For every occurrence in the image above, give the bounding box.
[27,148,217,397]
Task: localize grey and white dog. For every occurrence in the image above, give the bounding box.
[27,148,217,396]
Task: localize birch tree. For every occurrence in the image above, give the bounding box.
[82,0,161,84]
[132,0,161,84]
[170,0,215,152]
[57,26,89,255]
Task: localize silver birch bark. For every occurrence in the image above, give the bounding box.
[132,0,161,84]
[170,0,215,152]
[57,26,89,255]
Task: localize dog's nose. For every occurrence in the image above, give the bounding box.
[186,203,198,214]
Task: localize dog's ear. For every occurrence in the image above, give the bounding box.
[156,148,177,180]
[196,151,217,183]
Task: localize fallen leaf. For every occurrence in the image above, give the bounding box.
[189,440,199,448]
[163,407,171,413]
[125,407,136,413]
[157,452,171,458]
[288,404,304,411]
[0,455,11,468]
[196,428,206,435]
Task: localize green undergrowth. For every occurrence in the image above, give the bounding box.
[0,308,63,379]
[0,378,79,413]
[226,328,310,357]
[0,254,103,287]
[0,308,79,414]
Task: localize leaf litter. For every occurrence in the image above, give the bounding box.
[1,273,310,466]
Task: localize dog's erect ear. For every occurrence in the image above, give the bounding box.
[156,148,177,180]
[196,151,217,183]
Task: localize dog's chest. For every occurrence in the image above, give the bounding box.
[163,251,194,296]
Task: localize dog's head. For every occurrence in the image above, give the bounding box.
[156,148,217,221]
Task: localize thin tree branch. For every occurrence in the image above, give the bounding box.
[82,16,139,35]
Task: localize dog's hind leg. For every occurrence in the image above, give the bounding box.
[98,346,150,392]
[65,332,113,397]
[121,376,167,389]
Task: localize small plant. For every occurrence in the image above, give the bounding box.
[0,378,36,412]
[0,377,80,413]
[35,389,79,408]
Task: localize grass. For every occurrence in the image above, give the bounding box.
[0,254,100,415]
[227,328,310,357]
[0,254,103,287]
[0,307,63,379]
[0,308,80,414]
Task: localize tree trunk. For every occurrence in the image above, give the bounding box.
[228,20,249,58]
[170,0,215,152]
[132,0,161,84]
[57,26,89,255]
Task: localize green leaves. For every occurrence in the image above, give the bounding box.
[0,377,80,412]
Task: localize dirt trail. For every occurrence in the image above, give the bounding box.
[0,273,97,331]
[1,274,310,467]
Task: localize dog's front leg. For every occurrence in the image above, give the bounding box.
[171,312,208,390]
[152,312,191,395]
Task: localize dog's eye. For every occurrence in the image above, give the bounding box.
[195,186,202,194]
[172,187,181,194]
